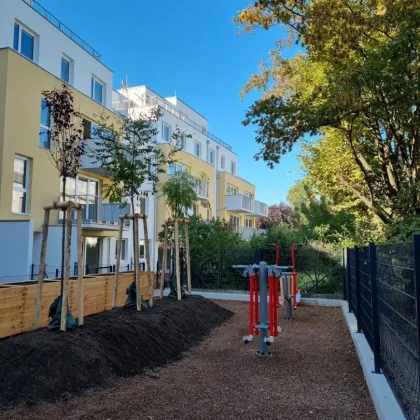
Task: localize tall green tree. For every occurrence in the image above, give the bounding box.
[236,1,420,229]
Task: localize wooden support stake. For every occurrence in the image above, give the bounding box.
[133,214,141,311]
[34,209,50,329]
[77,209,84,326]
[113,218,124,308]
[160,223,168,299]
[143,216,153,307]
[61,202,73,332]
[174,219,181,300]
[185,222,191,296]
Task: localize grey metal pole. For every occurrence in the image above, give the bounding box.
[285,274,293,320]
[258,261,269,357]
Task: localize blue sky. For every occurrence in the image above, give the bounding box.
[40,0,303,205]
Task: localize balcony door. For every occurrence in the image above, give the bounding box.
[60,175,99,222]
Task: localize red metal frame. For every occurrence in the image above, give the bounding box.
[271,244,280,266]
[291,244,300,309]
[249,274,255,336]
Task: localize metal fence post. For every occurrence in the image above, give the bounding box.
[369,242,381,374]
[412,233,420,388]
[355,246,362,333]
[342,248,347,301]
[347,248,352,313]
[31,263,35,280]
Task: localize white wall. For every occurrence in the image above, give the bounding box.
[0,0,113,107]
[0,220,34,277]
[166,96,208,129]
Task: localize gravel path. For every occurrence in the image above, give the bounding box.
[0,301,376,420]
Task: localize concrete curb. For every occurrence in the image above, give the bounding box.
[341,301,404,420]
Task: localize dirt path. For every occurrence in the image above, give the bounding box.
[0,301,376,420]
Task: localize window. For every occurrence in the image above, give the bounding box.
[206,209,210,221]
[245,218,253,228]
[91,77,104,104]
[115,239,127,260]
[231,161,236,175]
[194,141,201,157]
[12,156,30,214]
[226,183,238,195]
[61,56,71,83]
[230,215,240,232]
[168,163,187,176]
[39,98,51,149]
[244,191,254,200]
[139,240,145,259]
[221,155,225,170]
[162,123,170,141]
[208,149,215,165]
[180,134,186,150]
[13,23,35,61]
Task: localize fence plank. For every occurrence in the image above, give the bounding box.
[412,234,420,389]
[355,246,362,333]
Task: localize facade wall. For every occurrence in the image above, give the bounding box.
[0,220,33,277]
[0,48,120,232]
[0,0,113,107]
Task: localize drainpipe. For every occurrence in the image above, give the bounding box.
[215,145,220,219]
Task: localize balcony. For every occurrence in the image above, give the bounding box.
[225,195,253,213]
[112,96,233,151]
[240,228,267,240]
[249,201,269,217]
[59,195,130,230]
[22,0,102,61]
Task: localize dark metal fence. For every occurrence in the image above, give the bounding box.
[189,245,343,296]
[345,235,420,420]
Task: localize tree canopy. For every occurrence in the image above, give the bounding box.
[236,1,420,234]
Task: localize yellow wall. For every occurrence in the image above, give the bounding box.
[218,171,257,228]
[0,49,121,231]
[156,144,216,238]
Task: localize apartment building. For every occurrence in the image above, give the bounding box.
[0,0,129,278]
[113,85,269,266]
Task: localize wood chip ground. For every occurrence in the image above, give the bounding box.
[0,300,377,420]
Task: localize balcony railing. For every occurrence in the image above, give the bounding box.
[112,96,233,151]
[22,0,102,61]
[226,194,254,213]
[59,195,130,226]
[250,200,268,217]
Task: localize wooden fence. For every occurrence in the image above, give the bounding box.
[0,271,150,339]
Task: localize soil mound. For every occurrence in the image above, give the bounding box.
[0,296,232,409]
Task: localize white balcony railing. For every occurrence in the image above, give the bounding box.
[225,195,254,213]
[250,200,268,217]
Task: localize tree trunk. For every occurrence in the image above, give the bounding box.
[61,176,66,297]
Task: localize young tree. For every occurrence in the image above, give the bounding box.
[91,107,179,212]
[42,84,85,294]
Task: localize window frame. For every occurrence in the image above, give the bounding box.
[139,240,145,259]
[162,123,171,141]
[244,190,254,200]
[115,238,128,261]
[231,161,236,175]
[229,215,240,232]
[208,148,215,165]
[39,97,51,149]
[12,155,30,215]
[226,183,238,196]
[220,155,225,170]
[194,141,201,157]
[13,22,36,61]
[245,218,253,228]
[61,55,72,84]
[91,76,104,104]
[168,163,187,176]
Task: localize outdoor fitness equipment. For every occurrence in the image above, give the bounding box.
[291,244,302,309]
[160,218,191,300]
[232,262,293,357]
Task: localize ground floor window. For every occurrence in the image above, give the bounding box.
[245,218,253,228]
[12,156,30,214]
[229,215,240,232]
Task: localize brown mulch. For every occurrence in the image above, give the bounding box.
[0,300,377,420]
